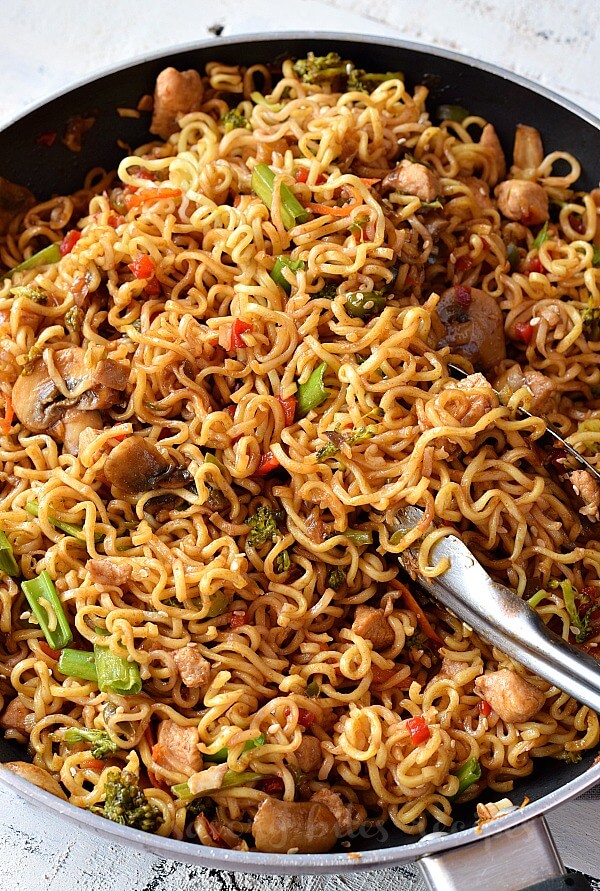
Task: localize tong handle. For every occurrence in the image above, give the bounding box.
[414,532,600,714]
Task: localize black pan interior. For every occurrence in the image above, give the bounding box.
[0,34,598,852]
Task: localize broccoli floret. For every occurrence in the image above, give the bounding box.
[327,567,346,590]
[292,52,350,85]
[90,769,163,833]
[247,504,282,547]
[63,727,119,759]
[311,281,338,300]
[316,425,378,461]
[557,750,583,764]
[10,285,47,303]
[221,110,252,133]
[580,299,600,341]
[347,69,404,93]
[275,549,290,573]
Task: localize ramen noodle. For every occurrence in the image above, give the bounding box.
[0,53,598,852]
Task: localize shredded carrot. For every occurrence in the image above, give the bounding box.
[306,186,364,218]
[125,187,182,210]
[81,758,105,771]
[359,177,381,185]
[1,398,14,436]
[390,579,443,644]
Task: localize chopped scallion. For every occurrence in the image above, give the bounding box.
[437,104,470,123]
[26,500,101,542]
[204,734,266,763]
[251,163,310,230]
[21,570,73,649]
[0,531,19,577]
[172,770,262,800]
[451,756,481,799]
[343,529,373,546]
[94,643,142,696]
[270,256,306,295]
[296,362,330,417]
[0,242,61,282]
[531,221,549,249]
[58,648,98,682]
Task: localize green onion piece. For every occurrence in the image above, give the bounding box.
[58,648,98,682]
[270,256,306,295]
[507,243,520,272]
[204,453,225,472]
[343,529,373,546]
[437,104,470,123]
[531,221,549,249]
[172,770,262,800]
[527,589,549,609]
[344,290,387,320]
[21,570,73,650]
[296,362,330,417]
[251,163,310,230]
[0,531,19,577]
[306,681,320,697]
[250,91,284,111]
[559,580,591,643]
[204,734,266,764]
[0,243,61,282]
[94,643,142,696]
[451,756,482,799]
[205,590,231,618]
[26,500,101,542]
[592,246,600,268]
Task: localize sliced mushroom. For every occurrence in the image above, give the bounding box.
[252,797,339,854]
[92,359,129,391]
[436,286,506,372]
[104,435,192,496]
[3,761,67,800]
[54,408,103,456]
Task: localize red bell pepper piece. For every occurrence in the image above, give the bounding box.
[36,131,57,147]
[478,700,492,717]
[528,256,544,274]
[129,254,155,280]
[406,715,430,744]
[60,229,81,256]
[297,708,315,728]
[254,450,280,476]
[230,610,248,629]
[144,277,162,296]
[276,395,297,426]
[231,318,253,349]
[514,321,534,344]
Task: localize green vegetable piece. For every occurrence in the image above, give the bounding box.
[557,750,582,764]
[63,727,118,759]
[559,580,591,643]
[247,504,281,547]
[0,242,61,282]
[94,642,142,696]
[344,290,387,320]
[580,298,600,341]
[292,52,349,85]
[531,221,549,249]
[275,549,291,573]
[343,529,372,546]
[22,570,73,650]
[173,770,262,801]
[0,531,19,577]
[251,163,310,230]
[296,362,330,417]
[58,648,98,682]
[204,590,231,618]
[437,104,470,123]
[312,281,338,300]
[91,769,163,832]
[327,566,346,590]
[451,756,482,799]
[507,243,520,272]
[221,110,252,133]
[204,733,266,764]
[347,69,404,93]
[592,246,600,267]
[250,91,284,111]
[9,285,47,303]
[305,680,320,697]
[26,500,101,543]
[527,589,550,609]
[270,256,306,295]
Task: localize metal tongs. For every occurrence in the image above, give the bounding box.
[396,505,600,713]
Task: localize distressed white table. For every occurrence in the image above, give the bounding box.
[1,1,599,887]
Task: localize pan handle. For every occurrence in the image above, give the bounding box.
[417,816,592,891]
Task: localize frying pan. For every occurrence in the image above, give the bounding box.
[0,32,598,891]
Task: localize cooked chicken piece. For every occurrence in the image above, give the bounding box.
[104,435,192,495]
[502,365,556,414]
[150,67,204,139]
[444,373,498,427]
[0,698,34,735]
[294,735,322,774]
[513,124,544,172]
[152,719,202,775]
[56,408,103,456]
[382,159,441,202]
[3,762,67,799]
[188,763,228,795]
[495,179,549,226]
[439,655,471,679]
[172,645,211,688]
[12,347,121,433]
[311,788,365,836]
[252,797,339,854]
[460,176,493,213]
[0,176,35,234]
[474,669,545,723]
[569,470,600,521]
[437,287,506,372]
[92,359,129,391]
[479,124,506,186]
[86,557,132,587]
[352,605,395,650]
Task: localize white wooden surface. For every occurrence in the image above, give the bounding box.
[1,1,599,888]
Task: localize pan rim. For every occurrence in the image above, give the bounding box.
[1,29,599,873]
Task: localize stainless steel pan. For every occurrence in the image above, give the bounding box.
[1,32,598,891]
